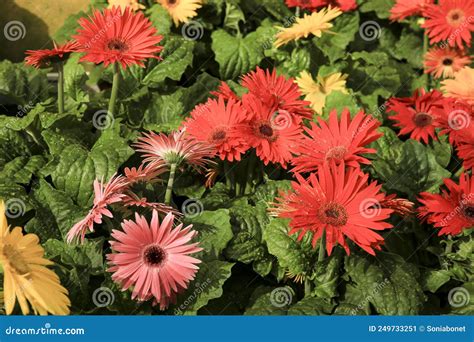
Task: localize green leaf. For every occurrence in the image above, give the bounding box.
[44,123,133,206]
[212,28,267,79]
[223,1,245,32]
[143,37,195,86]
[288,297,334,315]
[252,179,291,203]
[0,155,46,184]
[63,53,89,103]
[317,12,360,63]
[263,218,317,276]
[147,4,172,35]
[344,253,426,314]
[371,127,451,197]
[312,250,343,299]
[184,209,233,259]
[143,92,185,132]
[359,0,394,19]
[322,91,359,117]
[225,201,273,276]
[31,179,86,239]
[245,286,294,315]
[421,270,451,293]
[173,260,234,315]
[0,128,32,168]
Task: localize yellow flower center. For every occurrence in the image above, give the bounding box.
[2,244,30,275]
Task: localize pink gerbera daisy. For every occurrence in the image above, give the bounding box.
[134,130,215,171]
[422,0,474,50]
[271,162,394,256]
[433,97,474,145]
[291,108,382,173]
[107,211,202,310]
[424,46,471,79]
[183,97,250,162]
[241,67,313,123]
[67,174,129,243]
[240,94,304,168]
[387,89,444,143]
[418,172,474,236]
[74,7,163,68]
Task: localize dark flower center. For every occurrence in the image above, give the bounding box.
[443,58,453,66]
[107,38,129,52]
[413,112,433,127]
[317,202,348,227]
[325,145,348,162]
[447,9,465,27]
[143,245,166,267]
[210,128,227,142]
[2,244,30,275]
[167,0,178,5]
[254,121,277,141]
[462,205,474,220]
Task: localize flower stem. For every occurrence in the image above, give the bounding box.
[318,230,326,262]
[164,163,177,205]
[304,278,312,297]
[108,63,121,117]
[244,153,257,194]
[423,33,431,89]
[57,61,64,114]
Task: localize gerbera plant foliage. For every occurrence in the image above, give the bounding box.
[0,0,472,316]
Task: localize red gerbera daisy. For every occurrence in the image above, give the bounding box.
[285,0,320,10]
[389,0,433,21]
[107,211,202,310]
[74,7,163,68]
[241,67,313,123]
[424,46,471,79]
[291,108,382,173]
[388,89,444,143]
[183,97,250,162]
[456,130,474,170]
[433,97,474,145]
[240,94,304,168]
[422,0,474,50]
[271,162,394,256]
[210,81,240,102]
[25,41,78,68]
[418,172,474,236]
[323,0,357,12]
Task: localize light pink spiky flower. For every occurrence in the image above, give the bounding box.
[67,174,129,243]
[107,211,202,310]
[134,130,215,172]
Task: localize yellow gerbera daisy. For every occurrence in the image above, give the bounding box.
[108,0,146,12]
[296,70,348,113]
[0,201,70,315]
[274,6,342,48]
[157,0,203,26]
[441,66,474,105]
